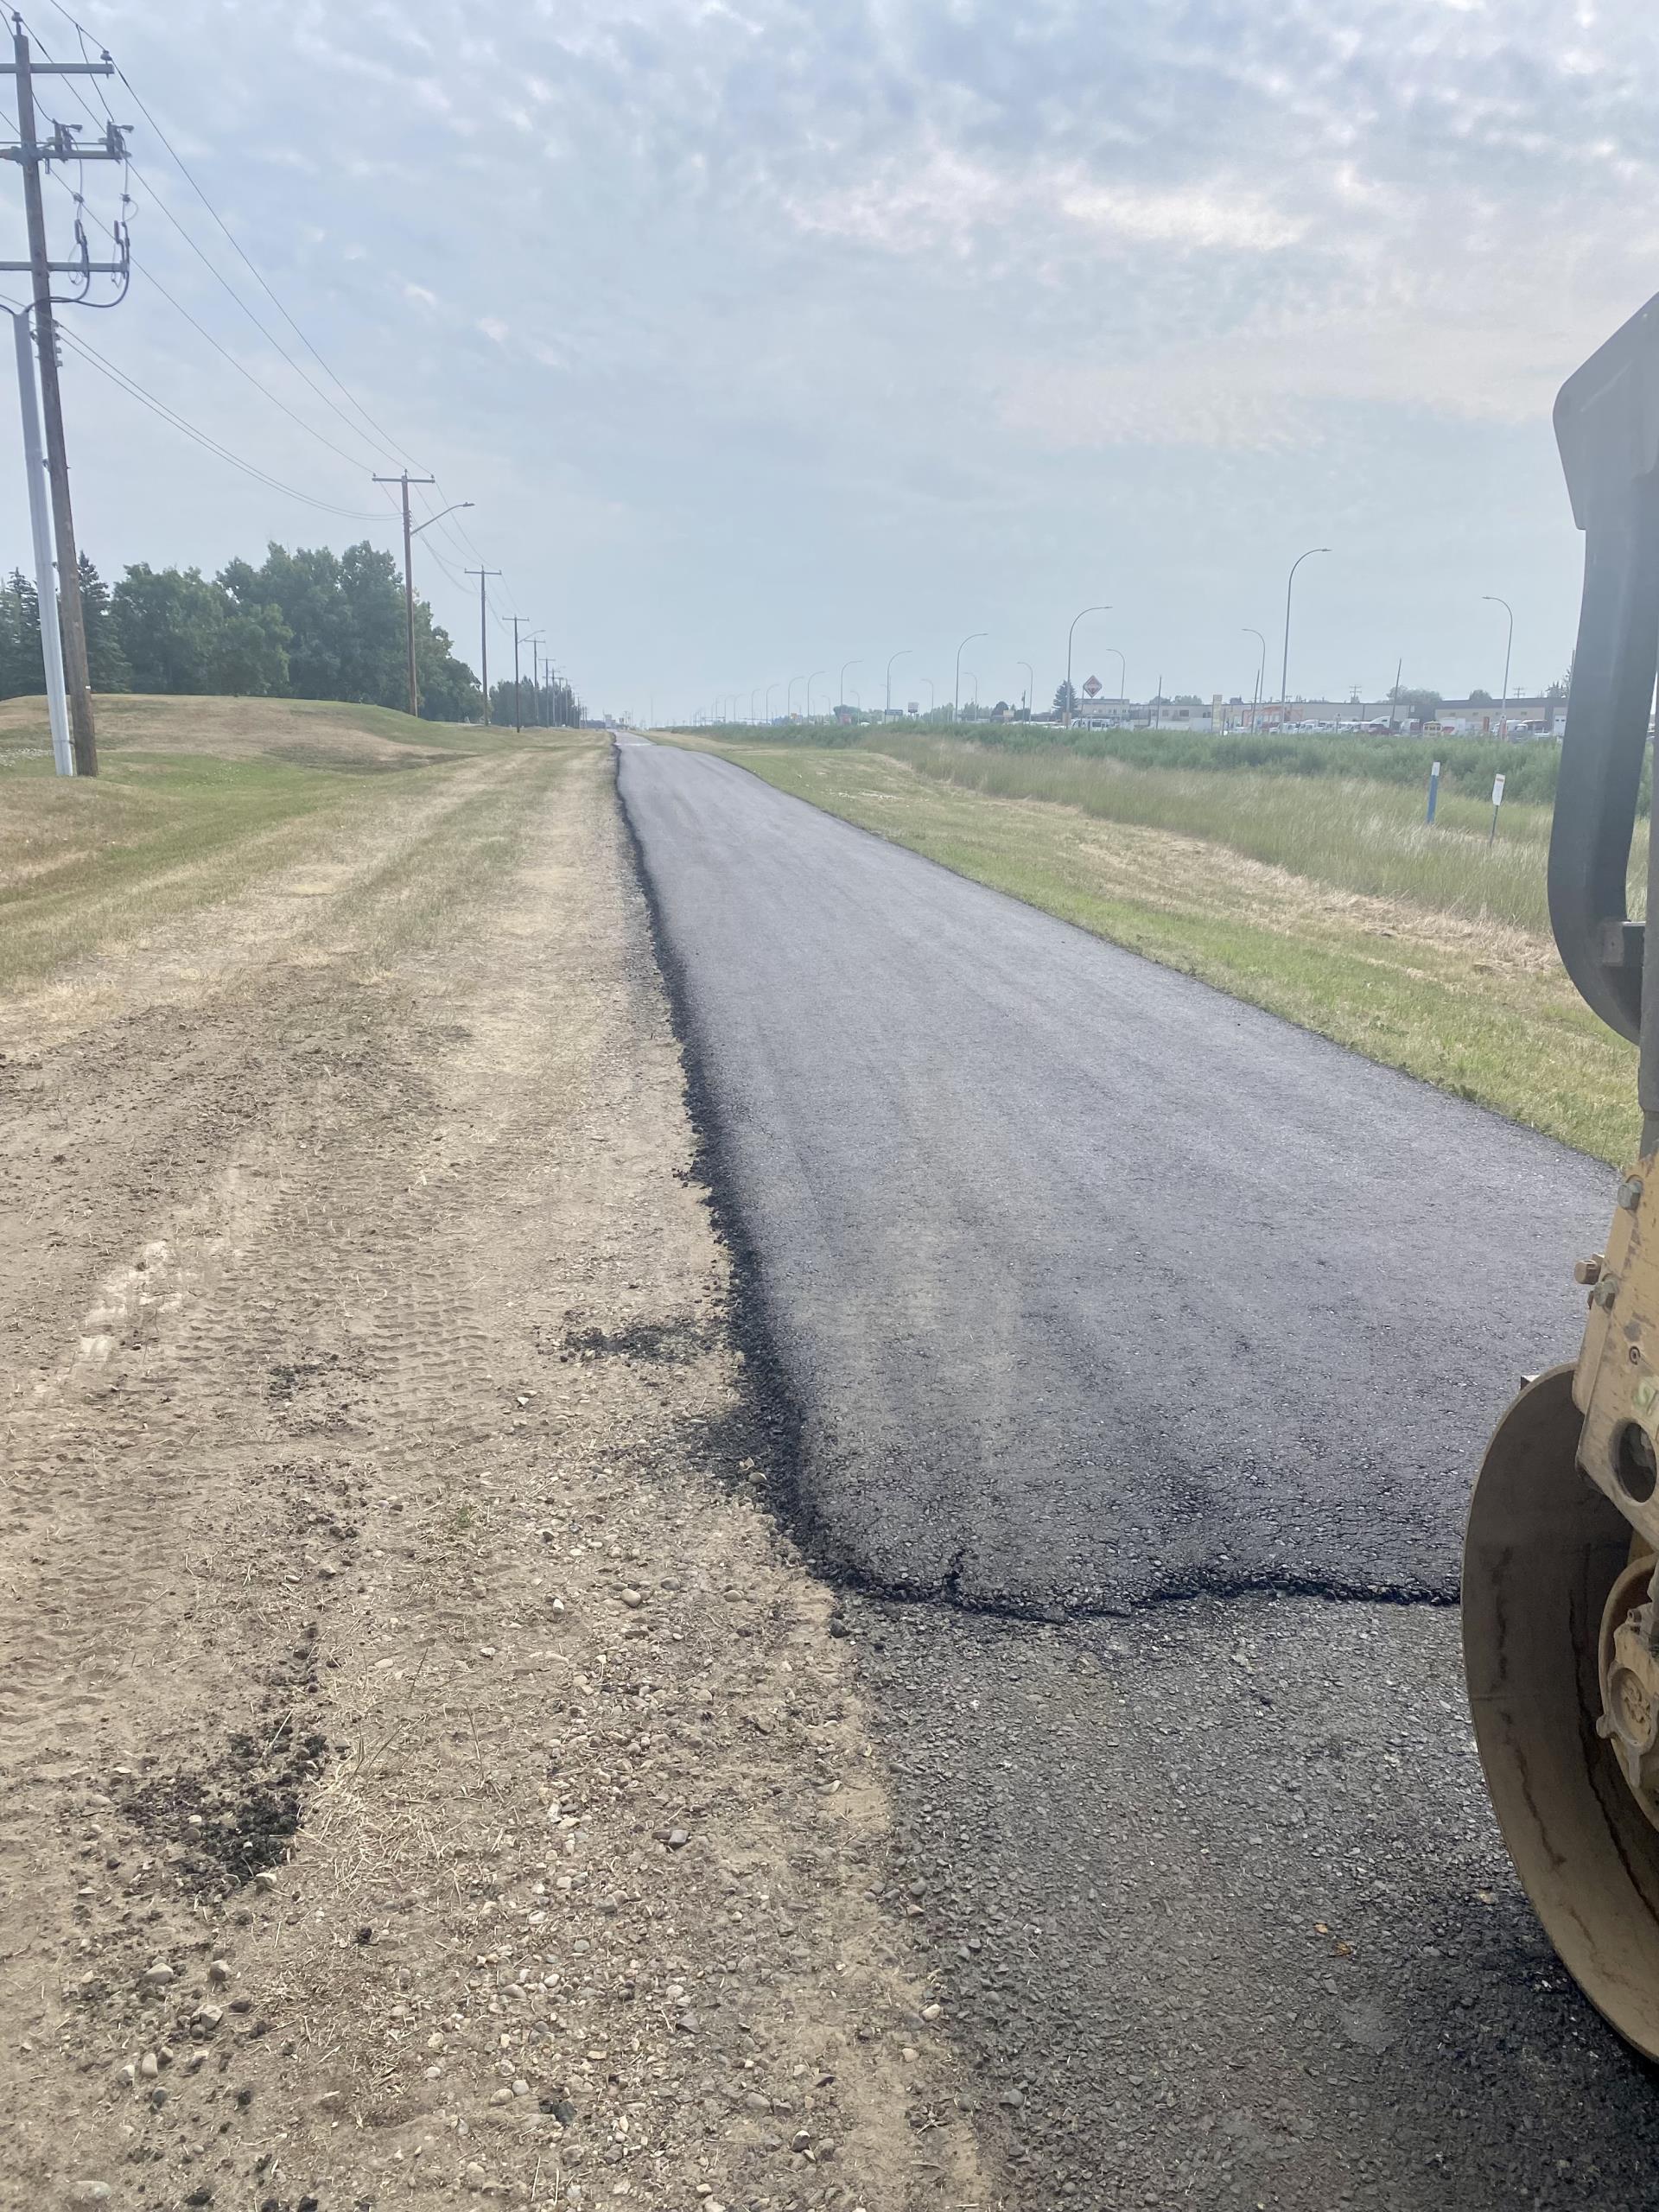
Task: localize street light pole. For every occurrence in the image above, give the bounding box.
[1243,627,1266,732]
[787,675,803,718]
[922,677,935,714]
[886,648,912,718]
[1102,647,1126,722]
[840,658,861,713]
[955,632,986,721]
[1065,605,1110,728]
[1483,595,1514,741]
[807,670,825,720]
[766,682,779,722]
[1280,549,1330,726]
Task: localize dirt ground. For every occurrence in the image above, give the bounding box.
[0,738,992,2211]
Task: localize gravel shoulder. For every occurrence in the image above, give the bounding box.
[0,739,987,2211]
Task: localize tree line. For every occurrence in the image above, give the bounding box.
[0,542,582,727]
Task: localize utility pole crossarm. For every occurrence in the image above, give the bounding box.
[0,258,126,272]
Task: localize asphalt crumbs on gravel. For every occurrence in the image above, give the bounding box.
[618,735,1656,2211]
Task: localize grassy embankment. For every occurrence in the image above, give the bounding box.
[0,693,587,993]
[681,723,1640,1166]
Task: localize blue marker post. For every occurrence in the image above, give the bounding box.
[1426,758,1441,825]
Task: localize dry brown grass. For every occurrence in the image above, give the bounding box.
[0,695,590,998]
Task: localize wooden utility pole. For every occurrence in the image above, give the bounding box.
[465,566,499,725]
[508,615,527,733]
[1,25,130,776]
[374,470,435,717]
[528,632,545,728]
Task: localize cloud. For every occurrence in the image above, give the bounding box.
[43,0,1659,703]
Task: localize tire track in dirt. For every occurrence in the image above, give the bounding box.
[0,739,994,2211]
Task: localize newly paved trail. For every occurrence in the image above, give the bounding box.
[619,738,1653,2209]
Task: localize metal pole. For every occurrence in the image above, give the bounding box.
[1018,660,1034,716]
[1484,595,1514,741]
[807,670,825,721]
[1065,606,1109,729]
[886,648,911,717]
[1281,548,1330,722]
[1388,652,1402,734]
[15,24,95,773]
[12,308,69,774]
[1103,647,1125,723]
[509,616,524,732]
[765,682,778,722]
[839,658,861,711]
[956,632,986,721]
[1243,628,1266,733]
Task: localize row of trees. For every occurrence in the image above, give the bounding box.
[0,543,582,726]
[487,677,581,729]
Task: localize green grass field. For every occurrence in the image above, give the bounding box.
[683,729,1640,1166]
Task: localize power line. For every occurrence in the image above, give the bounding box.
[22,8,518,688]
[40,0,425,472]
[20,22,401,474]
[59,321,385,518]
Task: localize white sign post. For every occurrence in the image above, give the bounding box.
[1489,771,1506,846]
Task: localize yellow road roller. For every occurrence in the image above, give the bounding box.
[1465,290,1659,2057]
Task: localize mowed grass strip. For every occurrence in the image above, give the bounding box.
[0,695,587,994]
[696,739,1639,1166]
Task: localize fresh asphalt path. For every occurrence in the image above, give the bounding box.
[619,738,1652,2209]
[619,738,1606,1612]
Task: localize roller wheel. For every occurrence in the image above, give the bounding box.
[1463,1363,1659,2055]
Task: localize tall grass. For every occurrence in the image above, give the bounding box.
[689,726,1649,941]
[695,713,1627,811]
[865,733,1612,934]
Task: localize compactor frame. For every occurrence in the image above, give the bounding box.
[1465,291,1659,2054]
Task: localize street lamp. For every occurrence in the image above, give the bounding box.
[400,500,475,719]
[807,670,825,720]
[955,632,986,720]
[1484,595,1514,741]
[1065,604,1110,728]
[765,682,779,723]
[922,677,935,714]
[839,658,861,712]
[787,675,803,718]
[1242,627,1267,732]
[1018,659,1034,716]
[1280,550,1330,723]
[751,686,761,722]
[886,648,912,718]
[1103,646,1126,722]
[410,500,474,541]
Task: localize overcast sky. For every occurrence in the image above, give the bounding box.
[11,0,1658,717]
